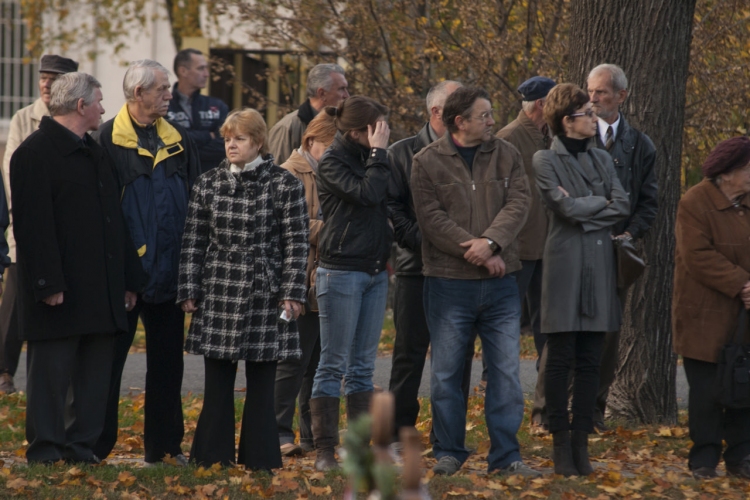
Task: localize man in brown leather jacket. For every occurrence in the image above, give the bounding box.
[411,86,534,477]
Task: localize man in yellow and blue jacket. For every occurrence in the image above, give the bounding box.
[95,59,200,466]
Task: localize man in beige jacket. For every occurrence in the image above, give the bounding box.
[267,63,349,164]
[0,54,78,394]
[496,76,555,433]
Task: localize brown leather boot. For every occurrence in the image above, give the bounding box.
[345,391,373,424]
[310,397,340,471]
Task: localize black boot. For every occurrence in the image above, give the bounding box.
[571,430,594,476]
[552,430,578,477]
[311,397,341,471]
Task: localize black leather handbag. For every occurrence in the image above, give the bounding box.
[715,308,750,409]
[613,237,645,290]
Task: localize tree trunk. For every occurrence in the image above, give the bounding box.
[567,0,697,423]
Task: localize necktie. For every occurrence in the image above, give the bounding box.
[605,126,614,150]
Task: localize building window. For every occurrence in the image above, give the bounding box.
[0,0,37,121]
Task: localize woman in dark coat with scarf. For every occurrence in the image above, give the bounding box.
[177,108,309,470]
[532,83,629,476]
[673,136,750,480]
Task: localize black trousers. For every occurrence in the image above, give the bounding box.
[0,265,22,377]
[26,333,113,463]
[274,311,321,446]
[191,358,281,470]
[545,331,605,433]
[683,357,750,469]
[388,275,474,436]
[95,298,185,462]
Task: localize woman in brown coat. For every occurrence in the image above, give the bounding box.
[673,136,750,480]
[274,112,337,457]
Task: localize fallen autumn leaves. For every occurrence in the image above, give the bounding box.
[1,390,750,499]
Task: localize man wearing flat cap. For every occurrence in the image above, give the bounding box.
[491,76,555,433]
[0,54,79,395]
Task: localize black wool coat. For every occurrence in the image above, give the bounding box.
[10,116,143,341]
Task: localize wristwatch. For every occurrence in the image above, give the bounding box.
[486,238,499,253]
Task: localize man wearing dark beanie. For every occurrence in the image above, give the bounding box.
[0,54,79,394]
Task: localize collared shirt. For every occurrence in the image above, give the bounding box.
[427,123,439,142]
[597,115,620,145]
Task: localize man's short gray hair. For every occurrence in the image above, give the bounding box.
[425,80,463,113]
[123,59,170,102]
[521,100,537,114]
[306,63,346,98]
[589,64,628,92]
[48,72,101,116]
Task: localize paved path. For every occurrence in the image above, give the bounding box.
[13,352,689,408]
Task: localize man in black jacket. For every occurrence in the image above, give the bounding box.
[166,48,228,173]
[10,72,142,464]
[587,63,658,430]
[387,81,477,440]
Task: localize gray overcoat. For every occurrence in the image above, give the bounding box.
[533,137,630,334]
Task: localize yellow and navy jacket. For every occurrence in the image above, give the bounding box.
[97,104,201,303]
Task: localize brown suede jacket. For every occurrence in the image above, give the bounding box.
[673,178,750,363]
[411,133,529,279]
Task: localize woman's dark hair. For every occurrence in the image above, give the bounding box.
[324,96,388,137]
[543,83,590,136]
[442,86,491,133]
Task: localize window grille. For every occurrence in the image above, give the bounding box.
[0,0,37,122]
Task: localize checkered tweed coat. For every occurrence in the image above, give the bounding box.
[177,158,309,361]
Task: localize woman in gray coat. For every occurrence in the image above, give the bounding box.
[532,83,629,476]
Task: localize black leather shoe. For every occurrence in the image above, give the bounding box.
[691,467,717,480]
[726,459,750,479]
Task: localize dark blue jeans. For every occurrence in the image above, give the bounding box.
[425,275,523,472]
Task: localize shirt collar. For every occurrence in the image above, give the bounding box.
[597,114,620,144]
[230,154,264,174]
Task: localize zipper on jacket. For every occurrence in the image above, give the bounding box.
[472,181,476,191]
[504,178,509,188]
[338,222,351,253]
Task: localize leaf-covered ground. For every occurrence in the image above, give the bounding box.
[1,388,748,499]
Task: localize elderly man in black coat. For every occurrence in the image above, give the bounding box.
[10,72,142,464]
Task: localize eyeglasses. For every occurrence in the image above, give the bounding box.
[568,109,596,119]
[469,111,494,122]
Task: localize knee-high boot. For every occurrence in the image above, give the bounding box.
[311,397,340,471]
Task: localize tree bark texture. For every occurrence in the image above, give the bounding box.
[567,0,697,423]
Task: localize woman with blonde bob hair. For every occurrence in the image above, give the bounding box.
[177,108,309,470]
[274,111,337,457]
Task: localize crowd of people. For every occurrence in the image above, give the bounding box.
[0,50,749,482]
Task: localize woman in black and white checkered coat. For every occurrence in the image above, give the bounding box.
[177,108,309,471]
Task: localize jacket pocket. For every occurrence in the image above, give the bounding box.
[337,221,351,254]
[435,183,471,228]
